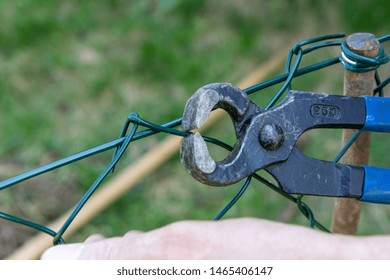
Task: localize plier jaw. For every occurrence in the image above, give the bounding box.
[180,83,390,204]
[180,82,262,186]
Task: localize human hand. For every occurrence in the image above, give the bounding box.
[41,217,388,259]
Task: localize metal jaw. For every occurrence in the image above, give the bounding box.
[180,83,261,186]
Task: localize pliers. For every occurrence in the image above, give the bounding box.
[180,83,390,204]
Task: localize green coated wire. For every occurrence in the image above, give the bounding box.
[198,136,253,222]
[374,71,384,97]
[53,113,193,243]
[296,195,316,229]
[0,118,183,191]
[54,115,140,244]
[127,113,190,137]
[0,211,65,244]
[201,135,329,231]
[0,33,352,191]
[333,130,362,163]
[0,36,348,192]
[340,34,389,72]
[0,138,125,191]
[212,177,252,221]
[286,34,345,88]
[265,47,303,109]
[374,75,390,96]
[244,57,340,95]
[245,34,347,100]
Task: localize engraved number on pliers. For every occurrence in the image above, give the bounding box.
[310,104,340,119]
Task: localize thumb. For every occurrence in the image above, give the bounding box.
[41,234,140,260]
[41,240,121,260]
[41,243,84,260]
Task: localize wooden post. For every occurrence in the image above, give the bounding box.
[331,33,380,234]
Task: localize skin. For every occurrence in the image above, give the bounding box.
[41,218,390,260]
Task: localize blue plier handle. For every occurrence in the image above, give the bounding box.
[180,83,390,204]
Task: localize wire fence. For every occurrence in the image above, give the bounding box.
[0,33,389,247]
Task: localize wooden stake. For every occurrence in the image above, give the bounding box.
[331,33,380,235]
[6,47,287,260]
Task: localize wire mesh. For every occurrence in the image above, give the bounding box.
[0,33,389,247]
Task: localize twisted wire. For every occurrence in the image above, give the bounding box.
[340,38,389,72]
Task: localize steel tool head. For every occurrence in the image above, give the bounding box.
[180,83,368,195]
[180,83,264,186]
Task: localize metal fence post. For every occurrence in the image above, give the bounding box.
[331,33,380,234]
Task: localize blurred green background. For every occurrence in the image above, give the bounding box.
[0,0,390,258]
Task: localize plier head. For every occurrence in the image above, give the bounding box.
[180,82,375,201]
[180,82,279,186]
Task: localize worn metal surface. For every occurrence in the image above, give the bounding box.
[266,148,365,197]
[180,82,369,198]
[180,83,261,185]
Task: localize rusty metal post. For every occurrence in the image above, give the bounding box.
[331,33,380,234]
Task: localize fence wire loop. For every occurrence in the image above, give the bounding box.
[0,33,389,246]
[340,39,390,72]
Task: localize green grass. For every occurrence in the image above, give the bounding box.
[0,0,390,257]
